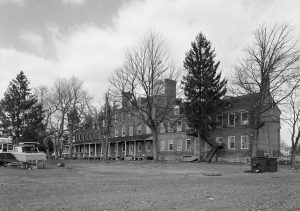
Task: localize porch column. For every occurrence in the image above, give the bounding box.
[134,140,136,156]
[100,143,103,154]
[125,141,127,156]
[108,142,110,156]
[89,144,91,156]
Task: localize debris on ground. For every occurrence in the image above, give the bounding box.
[57,163,65,167]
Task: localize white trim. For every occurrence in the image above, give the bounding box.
[168,140,174,151]
[177,120,182,132]
[241,112,249,125]
[177,139,183,151]
[228,136,235,150]
[186,139,191,151]
[228,113,235,126]
[174,105,180,115]
[129,126,133,136]
[241,135,249,149]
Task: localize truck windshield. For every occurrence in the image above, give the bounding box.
[22,146,38,153]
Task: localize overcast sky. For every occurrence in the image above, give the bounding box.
[1,0,300,143]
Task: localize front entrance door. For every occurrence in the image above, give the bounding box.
[129,143,134,155]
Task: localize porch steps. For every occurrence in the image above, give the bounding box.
[182,155,198,162]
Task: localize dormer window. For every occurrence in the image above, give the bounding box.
[228,113,235,126]
[160,123,165,133]
[241,112,249,125]
[137,125,142,135]
[174,105,180,115]
[168,121,173,132]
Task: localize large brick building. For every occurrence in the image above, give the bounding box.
[72,79,280,163]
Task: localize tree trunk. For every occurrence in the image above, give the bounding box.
[290,146,296,168]
[69,129,74,159]
[54,140,58,159]
[104,135,109,160]
[251,129,259,157]
[152,128,159,161]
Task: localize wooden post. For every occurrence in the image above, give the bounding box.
[125,141,127,156]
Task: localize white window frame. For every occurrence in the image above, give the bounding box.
[168,121,173,132]
[174,105,180,115]
[122,126,126,137]
[114,128,118,137]
[146,141,151,152]
[241,135,249,149]
[160,122,165,133]
[177,139,183,151]
[186,139,191,151]
[129,126,133,136]
[228,136,235,150]
[160,140,166,151]
[137,142,142,152]
[241,112,249,125]
[216,115,223,128]
[168,140,174,151]
[228,113,235,126]
[115,115,118,123]
[177,120,182,132]
[137,125,142,135]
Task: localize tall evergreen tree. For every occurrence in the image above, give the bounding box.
[0,71,45,145]
[182,33,227,158]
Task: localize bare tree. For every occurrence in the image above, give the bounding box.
[283,92,300,167]
[110,31,178,161]
[233,23,300,157]
[42,77,91,159]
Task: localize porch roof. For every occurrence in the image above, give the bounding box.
[74,134,153,145]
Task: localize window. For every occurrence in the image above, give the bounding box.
[168,121,173,132]
[216,137,224,146]
[177,120,182,132]
[228,113,235,126]
[241,135,249,149]
[115,115,118,122]
[137,125,142,135]
[177,139,183,151]
[216,115,223,128]
[137,143,142,152]
[160,123,165,133]
[185,121,191,130]
[168,140,174,151]
[146,125,151,134]
[241,112,249,125]
[115,128,118,137]
[122,126,126,137]
[146,141,151,151]
[186,139,191,151]
[174,105,180,115]
[228,136,235,149]
[102,119,105,128]
[160,140,166,151]
[129,126,133,136]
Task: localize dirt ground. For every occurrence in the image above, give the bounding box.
[1,160,300,211]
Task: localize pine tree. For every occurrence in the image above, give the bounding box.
[0,71,45,144]
[182,33,227,158]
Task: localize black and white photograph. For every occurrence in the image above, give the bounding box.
[1,0,300,210]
